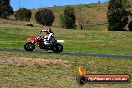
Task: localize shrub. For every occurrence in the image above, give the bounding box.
[0,0,14,19]
[107,0,130,31]
[128,21,132,31]
[15,8,31,21]
[60,6,76,29]
[35,9,55,26]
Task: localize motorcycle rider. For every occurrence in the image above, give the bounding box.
[40,27,56,49]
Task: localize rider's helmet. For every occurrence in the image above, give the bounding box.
[44,28,53,33]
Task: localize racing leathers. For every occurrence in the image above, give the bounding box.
[41,28,56,46]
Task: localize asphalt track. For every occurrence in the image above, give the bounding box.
[0,48,132,59]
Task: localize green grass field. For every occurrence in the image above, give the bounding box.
[0,51,132,88]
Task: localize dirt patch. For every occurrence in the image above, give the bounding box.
[0,56,71,67]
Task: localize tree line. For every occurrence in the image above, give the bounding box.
[0,0,132,31]
[0,0,76,29]
[107,0,132,31]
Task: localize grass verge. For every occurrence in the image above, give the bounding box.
[0,24,132,55]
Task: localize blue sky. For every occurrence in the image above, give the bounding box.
[10,0,108,11]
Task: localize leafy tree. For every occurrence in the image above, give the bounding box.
[128,20,132,31]
[15,8,31,21]
[0,0,14,19]
[35,9,55,26]
[60,6,76,29]
[107,0,130,31]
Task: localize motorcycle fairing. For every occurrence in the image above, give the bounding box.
[26,38,36,41]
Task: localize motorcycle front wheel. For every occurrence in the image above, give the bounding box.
[52,43,63,53]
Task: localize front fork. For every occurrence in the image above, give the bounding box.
[31,41,36,46]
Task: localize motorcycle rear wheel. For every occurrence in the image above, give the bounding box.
[24,42,35,51]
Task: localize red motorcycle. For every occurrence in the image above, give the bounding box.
[24,35,63,53]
